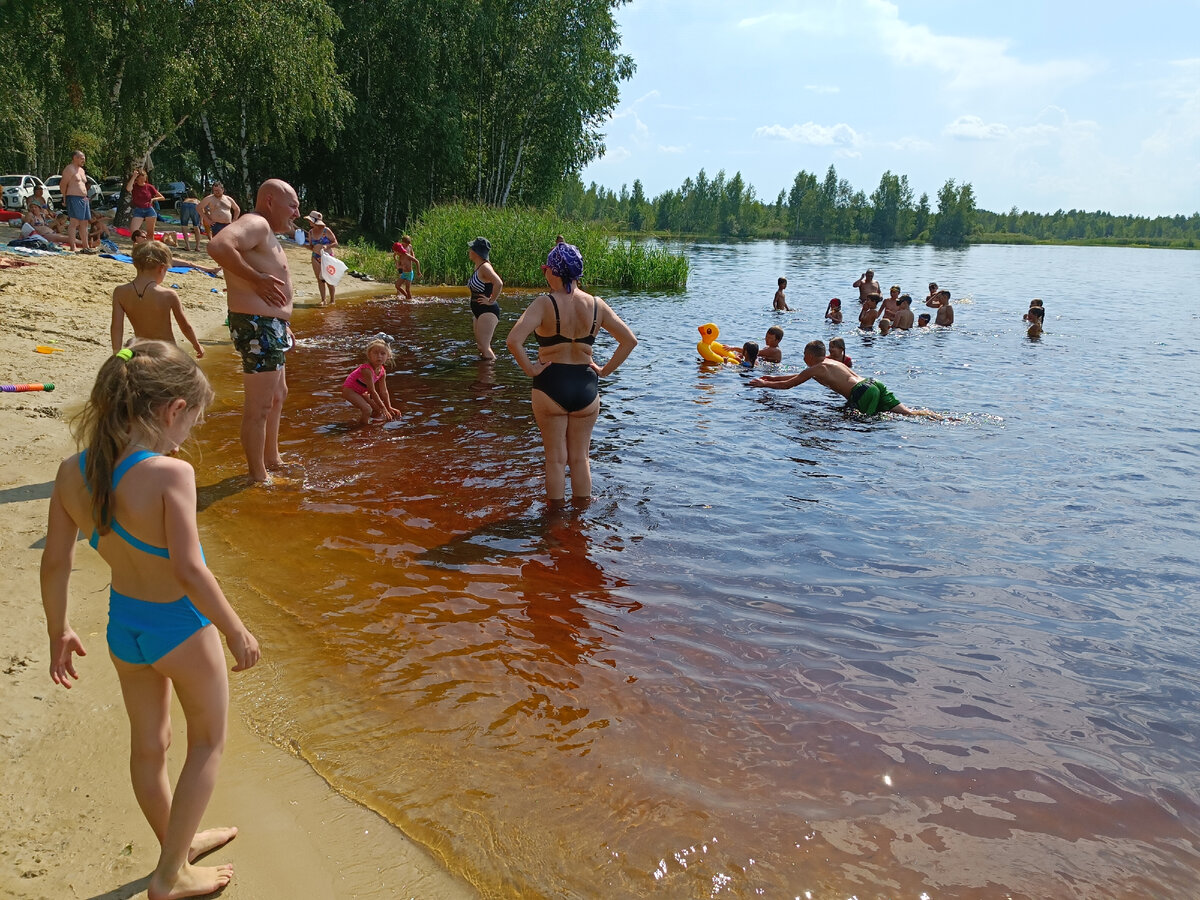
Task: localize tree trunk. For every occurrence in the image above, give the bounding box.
[500,136,524,207]
[239,101,251,197]
[200,113,224,183]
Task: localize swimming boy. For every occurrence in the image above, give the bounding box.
[111,239,205,358]
[934,291,954,326]
[917,313,931,328]
[892,295,914,329]
[759,326,784,363]
[208,179,299,482]
[773,277,790,311]
[859,294,882,330]
[750,339,941,419]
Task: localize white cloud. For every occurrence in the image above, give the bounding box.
[887,136,933,152]
[944,115,1010,141]
[658,145,687,154]
[754,122,862,147]
[598,146,631,164]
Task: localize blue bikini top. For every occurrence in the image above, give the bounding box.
[535,295,597,347]
[79,449,173,559]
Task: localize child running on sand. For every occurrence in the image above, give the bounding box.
[341,338,400,424]
[40,340,260,900]
[111,239,205,358]
[750,339,942,419]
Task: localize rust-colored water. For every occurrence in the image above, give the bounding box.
[191,243,1200,898]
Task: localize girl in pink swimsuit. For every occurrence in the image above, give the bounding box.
[340,338,400,425]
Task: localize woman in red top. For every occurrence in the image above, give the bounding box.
[126,168,165,240]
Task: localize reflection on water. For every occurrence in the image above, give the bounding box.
[193,244,1200,898]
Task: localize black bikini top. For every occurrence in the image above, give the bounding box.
[535,295,597,347]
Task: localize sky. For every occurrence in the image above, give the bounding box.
[579,0,1200,217]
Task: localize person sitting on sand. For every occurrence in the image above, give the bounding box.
[773,277,790,311]
[934,291,954,326]
[111,239,205,358]
[750,339,942,419]
[825,298,843,324]
[21,191,73,245]
[828,336,852,368]
[893,295,915,329]
[131,229,221,276]
[859,294,882,330]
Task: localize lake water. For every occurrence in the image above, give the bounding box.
[193,241,1200,898]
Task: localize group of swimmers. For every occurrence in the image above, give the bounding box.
[772,270,956,334]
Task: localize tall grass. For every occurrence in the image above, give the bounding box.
[341,203,689,290]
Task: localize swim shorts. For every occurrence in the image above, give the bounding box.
[179,204,200,227]
[849,378,899,415]
[397,270,414,282]
[65,195,91,221]
[470,300,500,319]
[228,312,291,373]
[210,222,229,235]
[131,205,156,218]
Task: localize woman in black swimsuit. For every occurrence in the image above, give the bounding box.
[467,236,504,359]
[506,242,638,507]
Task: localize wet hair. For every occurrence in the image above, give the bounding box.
[866,293,882,304]
[898,293,912,306]
[829,337,846,353]
[766,326,784,341]
[546,242,584,293]
[879,318,893,334]
[73,340,213,536]
[363,338,394,365]
[804,339,826,359]
[1030,298,1043,307]
[777,277,787,287]
[938,290,951,300]
[890,285,900,293]
[741,342,759,366]
[928,282,938,291]
[918,313,931,323]
[132,239,172,272]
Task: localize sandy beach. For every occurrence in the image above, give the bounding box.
[0,235,472,899]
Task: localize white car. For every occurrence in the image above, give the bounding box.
[1,174,46,210]
[44,174,103,208]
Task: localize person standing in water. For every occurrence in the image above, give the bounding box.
[506,242,638,506]
[467,237,504,360]
[207,179,300,482]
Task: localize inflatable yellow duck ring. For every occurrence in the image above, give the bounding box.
[696,323,741,364]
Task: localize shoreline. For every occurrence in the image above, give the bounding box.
[0,240,472,899]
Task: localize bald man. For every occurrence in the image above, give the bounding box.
[207,179,300,482]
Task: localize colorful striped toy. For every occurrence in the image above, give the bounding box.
[1,383,55,392]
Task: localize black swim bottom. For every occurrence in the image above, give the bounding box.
[470,300,500,319]
[532,363,599,413]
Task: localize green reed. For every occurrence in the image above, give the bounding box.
[341,204,689,290]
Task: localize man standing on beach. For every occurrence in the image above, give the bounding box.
[207,179,300,482]
[61,150,93,252]
[200,182,240,242]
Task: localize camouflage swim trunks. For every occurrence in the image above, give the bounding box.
[228,312,291,373]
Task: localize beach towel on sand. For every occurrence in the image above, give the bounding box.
[98,253,217,277]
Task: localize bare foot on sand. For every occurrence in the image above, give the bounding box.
[148,862,234,900]
[188,826,237,862]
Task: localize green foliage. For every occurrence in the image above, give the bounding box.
[341,204,688,290]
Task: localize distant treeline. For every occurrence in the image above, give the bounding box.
[0,0,632,234]
[557,167,1200,249]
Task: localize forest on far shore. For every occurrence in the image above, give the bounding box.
[557,166,1200,249]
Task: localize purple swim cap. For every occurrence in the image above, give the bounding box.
[546,242,584,293]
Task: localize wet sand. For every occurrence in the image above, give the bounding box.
[0,234,471,898]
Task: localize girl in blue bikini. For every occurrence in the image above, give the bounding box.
[41,339,260,900]
[506,242,638,507]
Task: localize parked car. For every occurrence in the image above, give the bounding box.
[160,181,189,205]
[100,176,124,207]
[43,174,103,208]
[1,174,46,210]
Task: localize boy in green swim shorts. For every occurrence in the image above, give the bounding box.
[749,339,942,419]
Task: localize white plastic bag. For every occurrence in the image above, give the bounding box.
[294,228,306,244]
[320,251,347,286]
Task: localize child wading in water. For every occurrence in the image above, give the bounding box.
[341,338,400,424]
[40,340,260,900]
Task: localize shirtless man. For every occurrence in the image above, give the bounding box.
[892,294,915,329]
[750,339,941,419]
[934,291,954,326]
[880,284,901,320]
[61,150,93,252]
[207,179,300,482]
[859,294,882,330]
[853,268,880,302]
[200,182,241,242]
